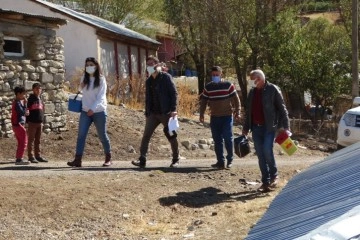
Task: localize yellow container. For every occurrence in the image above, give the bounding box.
[275,132,298,156]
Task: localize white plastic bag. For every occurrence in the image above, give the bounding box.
[168,116,179,136]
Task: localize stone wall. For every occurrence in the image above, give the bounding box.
[0,24,68,137]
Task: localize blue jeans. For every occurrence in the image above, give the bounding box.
[210,115,234,164]
[252,125,277,184]
[76,111,111,156]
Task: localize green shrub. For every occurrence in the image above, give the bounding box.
[301,2,336,13]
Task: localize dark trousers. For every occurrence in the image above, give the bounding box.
[27,122,42,158]
[140,113,179,160]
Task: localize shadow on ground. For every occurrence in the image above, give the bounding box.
[159,186,266,208]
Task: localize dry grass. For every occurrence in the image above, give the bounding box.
[302,11,341,24]
[176,82,199,116]
[106,74,146,110]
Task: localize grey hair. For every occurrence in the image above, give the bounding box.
[250,69,266,81]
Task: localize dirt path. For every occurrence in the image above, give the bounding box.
[0,156,325,178]
[0,105,333,239]
[0,154,327,240]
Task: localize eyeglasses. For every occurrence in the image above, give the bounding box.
[86,57,95,62]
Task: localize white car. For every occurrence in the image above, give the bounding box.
[337,97,360,149]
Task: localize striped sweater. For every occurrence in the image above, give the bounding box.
[199,81,241,117]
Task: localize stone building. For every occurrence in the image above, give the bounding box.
[2,0,161,82]
[0,9,67,137]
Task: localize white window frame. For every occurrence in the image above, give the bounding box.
[4,36,24,57]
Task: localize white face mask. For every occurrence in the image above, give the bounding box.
[147,65,161,75]
[86,66,96,75]
[249,80,256,88]
[147,66,155,75]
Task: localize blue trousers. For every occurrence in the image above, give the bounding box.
[210,115,234,164]
[76,111,111,156]
[252,125,277,184]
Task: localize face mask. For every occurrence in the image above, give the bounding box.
[86,66,96,75]
[147,66,156,75]
[212,76,221,83]
[249,79,257,88]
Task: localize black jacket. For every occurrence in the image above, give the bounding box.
[243,81,289,132]
[145,72,178,116]
[27,94,44,123]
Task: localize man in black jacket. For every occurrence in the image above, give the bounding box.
[242,69,289,192]
[131,56,179,168]
[27,83,48,163]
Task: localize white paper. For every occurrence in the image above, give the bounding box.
[168,116,179,136]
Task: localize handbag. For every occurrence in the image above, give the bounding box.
[234,135,251,158]
[68,92,82,113]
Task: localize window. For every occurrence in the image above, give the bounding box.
[3,37,24,57]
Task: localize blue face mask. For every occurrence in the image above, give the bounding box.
[212,76,221,83]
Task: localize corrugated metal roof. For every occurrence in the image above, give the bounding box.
[34,0,160,45]
[0,8,67,26]
[246,142,360,240]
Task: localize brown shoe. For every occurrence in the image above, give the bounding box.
[270,176,279,188]
[258,183,271,193]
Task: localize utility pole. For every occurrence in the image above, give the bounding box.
[352,0,359,98]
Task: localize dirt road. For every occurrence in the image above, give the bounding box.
[0,154,327,240]
[0,156,324,177]
[0,104,333,239]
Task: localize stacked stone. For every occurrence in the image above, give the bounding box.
[0,34,68,137]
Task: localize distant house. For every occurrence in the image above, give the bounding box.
[0,9,68,137]
[152,20,177,63]
[150,20,195,77]
[1,0,161,82]
[144,19,195,77]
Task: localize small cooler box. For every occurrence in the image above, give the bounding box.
[68,93,82,113]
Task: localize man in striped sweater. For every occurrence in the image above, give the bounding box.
[199,66,241,169]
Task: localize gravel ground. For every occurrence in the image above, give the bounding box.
[0,105,333,239]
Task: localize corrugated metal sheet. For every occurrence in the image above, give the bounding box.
[246,142,360,240]
[0,8,67,25]
[35,0,160,45]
